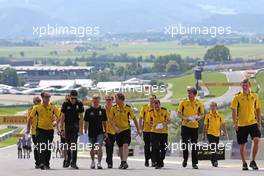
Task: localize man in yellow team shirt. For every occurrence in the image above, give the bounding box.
[109,93,141,169]
[204,102,228,167]
[177,86,205,169]
[149,99,171,169]
[139,94,156,167]
[231,78,262,171]
[26,96,41,169]
[104,95,115,168]
[29,91,61,170]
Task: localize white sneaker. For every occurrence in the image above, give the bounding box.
[97,162,103,169]
[90,161,95,169]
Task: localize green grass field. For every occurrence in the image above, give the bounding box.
[0,128,24,148]
[0,128,13,135]
[256,71,264,112]
[164,71,228,99]
[0,107,27,115]
[1,42,264,60]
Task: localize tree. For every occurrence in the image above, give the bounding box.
[204,45,231,61]
[0,68,19,86]
[78,87,88,99]
[166,61,180,73]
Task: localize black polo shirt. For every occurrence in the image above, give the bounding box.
[84,105,107,138]
[61,100,84,128]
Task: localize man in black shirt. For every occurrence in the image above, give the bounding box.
[84,94,107,169]
[60,90,84,169]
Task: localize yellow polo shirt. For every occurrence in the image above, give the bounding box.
[109,104,136,133]
[139,104,153,132]
[105,106,115,135]
[204,111,225,137]
[231,91,261,127]
[149,107,171,134]
[177,98,205,128]
[30,103,60,130]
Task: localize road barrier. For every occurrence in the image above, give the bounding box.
[0,116,27,124]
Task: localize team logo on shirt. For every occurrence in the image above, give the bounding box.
[76,105,79,110]
[99,111,102,116]
[67,106,71,110]
[90,112,94,116]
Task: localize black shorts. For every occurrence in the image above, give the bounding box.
[237,124,261,144]
[116,129,131,147]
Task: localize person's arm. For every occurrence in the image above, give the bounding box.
[197,102,205,121]
[203,115,208,140]
[102,109,108,137]
[256,108,262,129]
[164,110,171,127]
[256,95,262,130]
[232,109,238,131]
[59,113,65,134]
[221,123,229,140]
[84,110,89,134]
[133,118,141,135]
[27,107,35,134]
[79,113,84,135]
[26,118,32,134]
[130,108,141,135]
[139,107,144,131]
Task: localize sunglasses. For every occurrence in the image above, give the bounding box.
[106,99,112,101]
[44,96,51,98]
[71,97,77,100]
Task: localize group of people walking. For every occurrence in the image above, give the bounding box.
[25,78,261,171]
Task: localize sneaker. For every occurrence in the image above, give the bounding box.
[35,165,40,169]
[145,160,149,167]
[249,161,258,170]
[107,164,113,169]
[90,161,96,169]
[64,160,70,168]
[118,161,124,169]
[122,162,128,169]
[155,165,161,169]
[212,161,218,167]
[242,162,249,171]
[160,161,164,168]
[97,163,103,169]
[45,165,50,170]
[63,160,67,168]
[192,164,199,169]
[39,164,45,170]
[182,160,187,168]
[71,164,79,169]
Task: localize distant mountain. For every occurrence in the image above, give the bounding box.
[0,0,263,38]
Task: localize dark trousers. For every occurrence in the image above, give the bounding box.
[181,126,198,165]
[32,135,40,166]
[36,128,54,167]
[105,133,116,165]
[207,134,220,163]
[65,127,79,165]
[143,132,153,162]
[151,133,168,166]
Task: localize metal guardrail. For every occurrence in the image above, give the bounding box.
[0,126,20,142]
